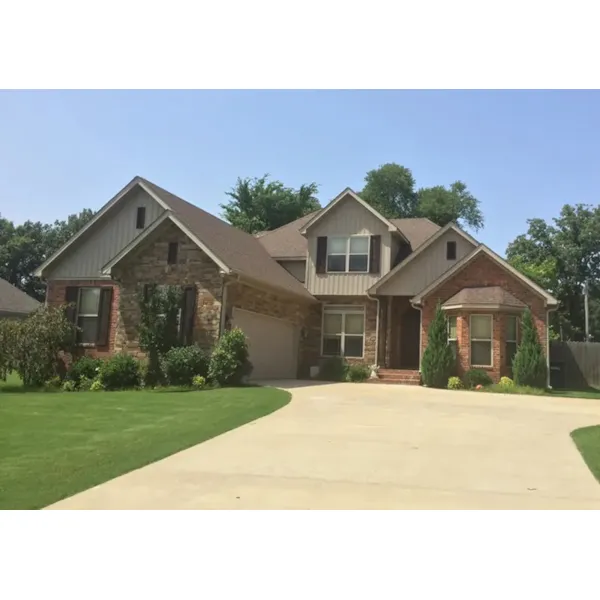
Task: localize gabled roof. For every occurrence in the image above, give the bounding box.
[256,211,318,259]
[0,278,40,316]
[411,245,559,307]
[38,176,315,302]
[389,218,441,250]
[369,222,478,293]
[441,286,527,310]
[299,188,400,235]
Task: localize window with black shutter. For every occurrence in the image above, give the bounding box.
[136,206,146,229]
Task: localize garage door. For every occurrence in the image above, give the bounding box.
[232,308,299,379]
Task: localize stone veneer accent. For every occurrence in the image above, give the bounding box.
[420,254,548,383]
[46,279,119,358]
[112,221,224,355]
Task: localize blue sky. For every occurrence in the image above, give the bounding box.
[1,90,599,255]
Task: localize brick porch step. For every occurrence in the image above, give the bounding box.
[374,369,421,386]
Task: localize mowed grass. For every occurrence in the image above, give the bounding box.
[0,384,290,509]
[571,425,600,483]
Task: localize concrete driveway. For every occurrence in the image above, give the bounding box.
[47,382,600,509]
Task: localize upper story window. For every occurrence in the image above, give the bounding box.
[136,206,146,229]
[327,236,369,273]
[446,240,457,260]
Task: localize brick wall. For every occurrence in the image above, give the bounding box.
[111,220,224,356]
[46,279,119,358]
[421,254,548,383]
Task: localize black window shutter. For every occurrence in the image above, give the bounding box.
[65,286,79,324]
[96,287,113,346]
[316,237,328,274]
[168,242,179,265]
[136,206,146,229]
[180,286,196,345]
[369,235,381,274]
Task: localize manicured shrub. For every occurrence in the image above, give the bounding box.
[512,309,547,388]
[162,345,209,386]
[78,376,94,391]
[448,376,463,390]
[463,368,493,389]
[346,363,370,382]
[192,375,206,389]
[90,379,104,391]
[98,353,141,390]
[499,376,514,388]
[68,356,102,385]
[318,357,348,381]
[421,303,456,388]
[208,328,252,386]
[62,379,76,392]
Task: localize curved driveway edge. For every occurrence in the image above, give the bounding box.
[47,382,600,509]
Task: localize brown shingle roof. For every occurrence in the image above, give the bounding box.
[390,218,441,249]
[442,286,526,308]
[137,178,315,302]
[0,278,40,316]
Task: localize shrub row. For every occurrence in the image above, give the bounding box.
[317,357,371,383]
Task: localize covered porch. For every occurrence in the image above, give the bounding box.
[378,296,421,370]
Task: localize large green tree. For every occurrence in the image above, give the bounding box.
[506,204,600,341]
[359,163,484,230]
[0,209,96,301]
[221,175,320,234]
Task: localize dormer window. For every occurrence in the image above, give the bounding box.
[446,240,457,260]
[327,236,369,273]
[136,207,146,229]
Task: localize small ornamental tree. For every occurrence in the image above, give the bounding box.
[208,327,252,386]
[512,309,547,388]
[421,303,456,388]
[137,284,183,386]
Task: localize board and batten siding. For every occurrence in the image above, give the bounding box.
[278,260,306,283]
[377,229,476,296]
[46,188,166,279]
[305,196,392,295]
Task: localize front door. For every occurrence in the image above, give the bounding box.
[400,308,420,369]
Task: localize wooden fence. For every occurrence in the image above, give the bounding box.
[550,341,600,390]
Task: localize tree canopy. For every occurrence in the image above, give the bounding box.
[360,163,484,230]
[506,203,600,340]
[220,175,320,234]
[0,209,96,301]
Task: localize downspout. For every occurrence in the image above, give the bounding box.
[366,291,380,367]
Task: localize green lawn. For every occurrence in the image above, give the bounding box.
[0,384,290,509]
[571,425,600,483]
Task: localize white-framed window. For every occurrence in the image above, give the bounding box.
[470,314,493,367]
[506,315,518,367]
[322,305,365,358]
[327,236,369,273]
[76,287,101,344]
[447,315,457,358]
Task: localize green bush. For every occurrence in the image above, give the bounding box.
[192,375,206,389]
[162,345,209,386]
[421,303,456,388]
[463,368,493,389]
[98,353,141,390]
[0,318,19,381]
[62,379,76,392]
[45,375,62,389]
[68,356,102,385]
[512,309,547,388]
[499,376,514,388]
[208,328,252,386]
[318,357,348,381]
[90,379,104,391]
[448,376,463,390]
[346,363,370,382]
[79,376,94,391]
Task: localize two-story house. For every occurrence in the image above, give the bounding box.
[35,177,558,384]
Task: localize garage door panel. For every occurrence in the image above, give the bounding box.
[232,308,298,379]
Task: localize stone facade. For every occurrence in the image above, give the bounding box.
[112,221,224,355]
[420,254,548,383]
[46,279,120,358]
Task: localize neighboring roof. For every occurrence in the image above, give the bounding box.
[98,177,315,302]
[389,218,441,250]
[441,286,527,310]
[411,245,559,307]
[369,222,478,293]
[299,188,401,235]
[0,278,40,316]
[256,211,318,259]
